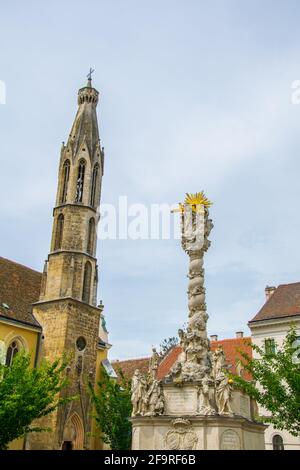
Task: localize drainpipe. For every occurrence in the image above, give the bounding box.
[34,331,42,368]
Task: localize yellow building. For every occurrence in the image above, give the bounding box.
[0,76,113,450]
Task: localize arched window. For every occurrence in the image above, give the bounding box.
[5,340,19,366]
[82,261,92,303]
[75,160,86,203]
[90,163,99,207]
[55,214,64,250]
[272,434,284,450]
[87,218,95,254]
[60,160,70,203]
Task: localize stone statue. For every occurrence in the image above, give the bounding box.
[131,364,165,417]
[144,379,164,416]
[131,369,146,416]
[149,347,160,379]
[215,372,233,415]
[198,375,216,415]
[212,346,226,379]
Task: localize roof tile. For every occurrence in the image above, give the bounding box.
[249,282,300,323]
[0,256,42,328]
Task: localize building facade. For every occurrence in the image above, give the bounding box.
[0,77,111,450]
[249,284,300,450]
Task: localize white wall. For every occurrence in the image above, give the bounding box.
[250,316,300,450]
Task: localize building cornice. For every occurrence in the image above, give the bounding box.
[248,315,300,329]
[47,250,97,262]
[33,296,103,316]
[53,203,98,215]
[0,314,42,332]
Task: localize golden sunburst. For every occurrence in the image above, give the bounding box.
[184,192,212,207]
[171,191,212,212]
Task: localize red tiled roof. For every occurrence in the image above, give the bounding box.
[114,337,253,382]
[112,357,150,381]
[211,337,252,380]
[157,346,182,380]
[249,282,300,323]
[0,256,42,328]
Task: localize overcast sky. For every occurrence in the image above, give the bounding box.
[1,1,300,360]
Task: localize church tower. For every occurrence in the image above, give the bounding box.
[29,76,105,450]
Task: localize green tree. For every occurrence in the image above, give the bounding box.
[232,328,300,436]
[0,352,70,450]
[89,369,132,450]
[159,336,179,357]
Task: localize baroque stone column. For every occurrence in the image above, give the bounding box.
[131,192,267,450]
[169,192,214,384]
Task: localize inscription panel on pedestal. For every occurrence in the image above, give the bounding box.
[220,429,241,450]
[164,387,198,415]
[240,395,250,418]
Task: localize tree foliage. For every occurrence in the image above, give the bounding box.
[0,352,70,450]
[89,369,132,450]
[159,336,179,357]
[232,328,300,436]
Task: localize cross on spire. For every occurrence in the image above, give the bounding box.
[87,68,95,81]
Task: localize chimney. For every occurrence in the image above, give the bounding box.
[265,286,276,301]
[210,335,218,341]
[236,331,244,339]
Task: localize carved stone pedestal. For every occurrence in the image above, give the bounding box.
[131,383,266,450]
[131,413,266,450]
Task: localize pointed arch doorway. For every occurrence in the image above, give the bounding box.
[62,412,84,450]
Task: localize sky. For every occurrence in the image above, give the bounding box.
[1,0,300,360]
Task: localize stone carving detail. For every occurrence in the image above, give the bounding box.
[149,347,160,379]
[165,419,198,450]
[168,201,214,384]
[131,369,147,416]
[212,346,226,379]
[198,375,216,415]
[220,429,241,450]
[131,369,164,417]
[131,193,236,421]
[215,371,233,415]
[212,346,234,415]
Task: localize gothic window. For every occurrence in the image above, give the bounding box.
[82,261,92,303]
[87,217,95,254]
[60,160,70,203]
[272,434,284,450]
[90,163,99,207]
[75,159,86,203]
[55,214,64,250]
[5,340,19,366]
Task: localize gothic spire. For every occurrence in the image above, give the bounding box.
[67,75,100,160]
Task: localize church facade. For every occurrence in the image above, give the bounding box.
[0,77,111,450]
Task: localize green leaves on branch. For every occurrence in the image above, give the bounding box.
[89,369,132,450]
[0,352,71,450]
[231,328,300,436]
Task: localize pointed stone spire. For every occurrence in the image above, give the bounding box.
[67,73,100,161]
